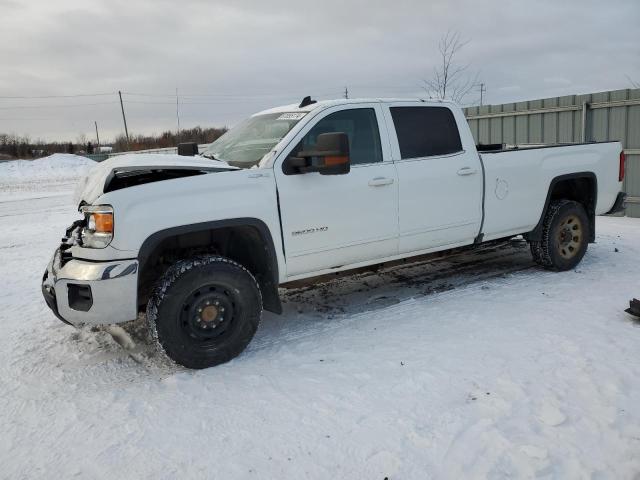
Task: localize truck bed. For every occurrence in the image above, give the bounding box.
[478,141,622,242]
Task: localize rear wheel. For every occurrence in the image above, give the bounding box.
[530,200,590,271]
[147,256,262,369]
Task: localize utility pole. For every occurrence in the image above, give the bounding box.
[176,87,181,137]
[478,83,486,106]
[94,121,100,151]
[118,90,130,148]
[344,86,349,99]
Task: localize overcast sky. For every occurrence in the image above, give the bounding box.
[1,0,639,142]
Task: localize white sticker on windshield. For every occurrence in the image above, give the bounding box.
[277,112,307,120]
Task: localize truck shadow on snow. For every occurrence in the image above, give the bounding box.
[71,238,535,370]
[249,238,535,351]
[280,238,533,315]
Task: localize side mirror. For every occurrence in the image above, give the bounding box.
[178,142,198,156]
[285,132,350,175]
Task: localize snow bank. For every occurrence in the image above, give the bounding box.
[0,154,95,183]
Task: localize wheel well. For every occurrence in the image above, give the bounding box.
[137,220,281,314]
[526,173,597,242]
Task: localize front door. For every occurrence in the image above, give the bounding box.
[275,105,398,278]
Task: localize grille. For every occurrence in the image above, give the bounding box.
[59,219,85,267]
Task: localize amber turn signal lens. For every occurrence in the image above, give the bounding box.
[93,213,113,233]
[324,155,349,166]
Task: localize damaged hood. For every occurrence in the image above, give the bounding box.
[74,153,237,205]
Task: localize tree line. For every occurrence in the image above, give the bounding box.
[111,126,227,153]
[0,126,227,160]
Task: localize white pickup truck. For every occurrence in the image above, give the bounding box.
[42,97,626,368]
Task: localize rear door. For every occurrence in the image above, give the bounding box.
[383,103,483,253]
[274,104,398,278]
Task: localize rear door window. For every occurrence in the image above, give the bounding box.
[390,106,462,159]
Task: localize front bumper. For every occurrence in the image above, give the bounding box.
[41,248,139,326]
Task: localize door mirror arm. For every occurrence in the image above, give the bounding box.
[283,132,351,176]
[283,156,316,175]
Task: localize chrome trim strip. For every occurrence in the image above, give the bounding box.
[56,258,138,282]
[392,150,466,164]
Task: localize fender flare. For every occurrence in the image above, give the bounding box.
[138,218,282,314]
[525,172,597,243]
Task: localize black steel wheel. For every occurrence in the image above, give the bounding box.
[147,256,262,369]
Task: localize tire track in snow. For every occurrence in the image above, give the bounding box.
[248,241,538,352]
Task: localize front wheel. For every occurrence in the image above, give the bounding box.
[147,256,262,369]
[530,200,590,271]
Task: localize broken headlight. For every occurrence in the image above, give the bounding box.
[80,205,114,248]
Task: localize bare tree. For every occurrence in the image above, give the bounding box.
[626,74,640,89]
[423,30,479,104]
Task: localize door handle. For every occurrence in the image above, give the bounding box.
[457,167,478,176]
[368,177,395,187]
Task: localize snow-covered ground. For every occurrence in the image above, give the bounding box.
[1,156,640,479]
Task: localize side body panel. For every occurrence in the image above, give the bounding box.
[382,102,484,253]
[480,142,623,241]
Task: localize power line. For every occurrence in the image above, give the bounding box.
[122,91,303,99]
[124,100,293,105]
[0,91,345,110]
[0,86,419,102]
[0,101,118,109]
[0,117,59,120]
[123,95,343,106]
[123,92,280,98]
[0,92,115,99]
[0,96,342,112]
[124,99,254,105]
[121,90,344,99]
[344,84,422,90]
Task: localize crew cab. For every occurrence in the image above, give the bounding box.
[42,97,626,368]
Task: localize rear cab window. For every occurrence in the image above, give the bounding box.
[389,106,463,159]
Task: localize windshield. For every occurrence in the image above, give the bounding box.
[201,112,306,168]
